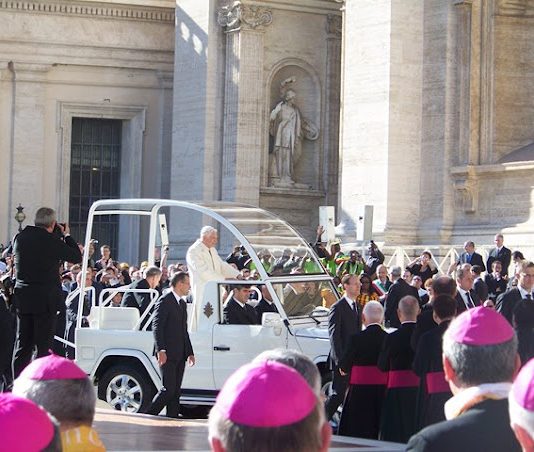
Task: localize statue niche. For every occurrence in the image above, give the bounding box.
[268,76,319,188]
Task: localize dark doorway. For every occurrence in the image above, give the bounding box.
[69,118,122,258]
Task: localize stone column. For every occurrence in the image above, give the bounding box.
[324,14,342,209]
[170,0,226,256]
[338,0,424,245]
[218,2,273,205]
[8,63,51,238]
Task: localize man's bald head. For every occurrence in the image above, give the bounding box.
[398,295,420,323]
[362,301,384,326]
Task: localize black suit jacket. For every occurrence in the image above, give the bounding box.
[487,246,512,277]
[152,292,193,361]
[406,399,521,452]
[455,289,480,314]
[496,288,524,324]
[223,298,259,325]
[122,279,152,315]
[457,251,485,272]
[473,277,489,302]
[411,303,437,351]
[384,279,420,328]
[485,273,508,301]
[13,226,82,314]
[328,297,361,367]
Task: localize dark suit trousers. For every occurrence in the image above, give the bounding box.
[13,311,56,377]
[325,366,349,420]
[148,359,186,418]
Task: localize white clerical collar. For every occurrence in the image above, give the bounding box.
[401,321,416,324]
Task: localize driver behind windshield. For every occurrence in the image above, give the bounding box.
[223,285,259,325]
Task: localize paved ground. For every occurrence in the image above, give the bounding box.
[93,407,405,452]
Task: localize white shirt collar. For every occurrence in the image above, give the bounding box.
[518,285,533,299]
[234,298,246,308]
[172,290,185,304]
[344,295,357,306]
[457,286,469,297]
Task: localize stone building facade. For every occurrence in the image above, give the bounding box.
[0,0,175,263]
[1,0,533,261]
[341,0,534,251]
[170,0,342,247]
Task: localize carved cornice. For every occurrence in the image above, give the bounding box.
[497,0,534,16]
[218,1,273,32]
[0,0,174,23]
[326,14,342,37]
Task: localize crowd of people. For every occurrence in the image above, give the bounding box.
[0,208,533,451]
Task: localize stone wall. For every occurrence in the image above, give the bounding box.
[171,0,342,252]
[0,0,174,262]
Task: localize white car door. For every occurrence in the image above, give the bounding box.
[211,323,288,388]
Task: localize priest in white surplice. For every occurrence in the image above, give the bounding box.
[186,226,240,330]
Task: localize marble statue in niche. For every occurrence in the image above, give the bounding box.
[268,77,318,188]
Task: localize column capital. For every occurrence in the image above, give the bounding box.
[218,1,272,33]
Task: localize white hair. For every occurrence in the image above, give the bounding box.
[200,226,217,238]
[509,391,534,438]
[253,349,321,395]
[362,301,384,324]
[13,377,96,426]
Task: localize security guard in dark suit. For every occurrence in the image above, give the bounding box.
[12,207,82,377]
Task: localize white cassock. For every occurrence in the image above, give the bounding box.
[186,239,239,330]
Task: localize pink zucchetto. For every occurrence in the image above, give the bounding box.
[512,358,534,411]
[214,360,317,427]
[0,393,54,451]
[447,306,514,346]
[18,354,87,381]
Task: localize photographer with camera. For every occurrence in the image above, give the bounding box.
[12,207,82,377]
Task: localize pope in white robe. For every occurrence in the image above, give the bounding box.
[186,226,239,330]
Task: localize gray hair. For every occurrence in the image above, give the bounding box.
[253,349,321,395]
[398,296,419,320]
[389,266,402,277]
[43,414,62,452]
[208,398,324,452]
[34,207,56,228]
[509,390,534,439]
[143,265,162,279]
[443,330,518,387]
[362,301,384,324]
[455,265,472,281]
[12,377,96,426]
[200,226,217,238]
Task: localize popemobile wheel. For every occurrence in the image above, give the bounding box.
[98,365,155,413]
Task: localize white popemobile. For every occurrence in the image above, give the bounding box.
[61,199,338,413]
